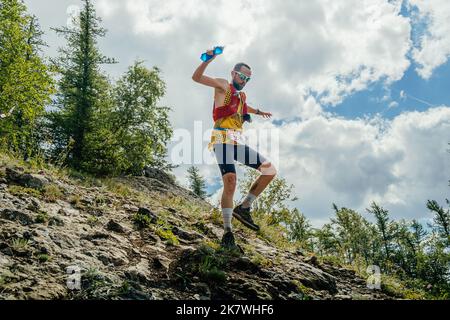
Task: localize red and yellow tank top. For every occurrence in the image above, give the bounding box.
[209,84,248,150]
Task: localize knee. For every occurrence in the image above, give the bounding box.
[259,162,277,177]
[223,173,237,194]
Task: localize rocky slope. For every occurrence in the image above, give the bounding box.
[0,159,395,300]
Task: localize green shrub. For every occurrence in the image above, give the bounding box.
[133,213,153,229]
[42,184,64,202]
[7,185,40,198]
[35,211,49,223]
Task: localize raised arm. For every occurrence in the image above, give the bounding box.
[192,50,228,91]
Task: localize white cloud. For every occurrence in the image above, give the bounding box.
[409,0,450,79]
[269,106,450,225]
[81,0,413,119]
[388,101,399,109]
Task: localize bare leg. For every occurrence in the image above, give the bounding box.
[221,173,237,208]
[244,162,277,203]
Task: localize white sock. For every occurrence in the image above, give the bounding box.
[222,208,233,232]
[242,193,257,209]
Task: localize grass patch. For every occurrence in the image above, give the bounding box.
[154,219,179,246]
[7,185,40,198]
[11,238,29,252]
[68,194,83,208]
[103,179,135,198]
[381,275,427,300]
[252,214,296,251]
[133,213,153,229]
[250,252,273,268]
[87,215,99,227]
[35,211,49,224]
[36,254,51,263]
[291,280,313,300]
[196,246,227,284]
[42,184,64,202]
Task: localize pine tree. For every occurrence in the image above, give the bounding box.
[427,199,450,245]
[187,166,207,199]
[287,208,312,247]
[0,0,55,158]
[47,0,115,170]
[314,223,338,258]
[367,202,394,261]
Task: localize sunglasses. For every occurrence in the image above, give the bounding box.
[234,71,251,82]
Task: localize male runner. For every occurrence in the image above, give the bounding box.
[192,49,277,250]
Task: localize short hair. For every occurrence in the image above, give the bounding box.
[234,63,251,72]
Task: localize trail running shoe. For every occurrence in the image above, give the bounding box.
[221,231,238,250]
[233,205,260,231]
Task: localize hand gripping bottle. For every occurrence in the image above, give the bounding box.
[201,46,224,62]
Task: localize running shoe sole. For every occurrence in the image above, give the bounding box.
[233,211,260,231]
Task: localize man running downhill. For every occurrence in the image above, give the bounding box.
[192,48,277,250]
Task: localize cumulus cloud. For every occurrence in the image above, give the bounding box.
[84,0,412,120]
[409,0,450,79]
[259,106,450,226]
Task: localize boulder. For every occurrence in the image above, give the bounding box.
[6,167,49,190]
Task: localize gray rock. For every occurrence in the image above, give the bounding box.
[172,226,204,242]
[123,203,139,212]
[153,255,172,272]
[0,208,34,225]
[106,219,127,234]
[143,167,175,185]
[26,198,41,212]
[6,167,49,190]
[125,259,152,284]
[335,294,353,300]
[98,250,129,267]
[48,216,65,227]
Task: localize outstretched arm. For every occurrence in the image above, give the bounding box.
[247,105,273,119]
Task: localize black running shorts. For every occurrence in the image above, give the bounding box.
[213,144,267,176]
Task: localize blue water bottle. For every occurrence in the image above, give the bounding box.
[201,46,224,62]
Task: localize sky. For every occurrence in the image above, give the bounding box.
[23,0,450,228]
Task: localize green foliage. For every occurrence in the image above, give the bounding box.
[133,213,153,229]
[110,61,173,175]
[0,0,55,159]
[288,208,313,247]
[11,238,29,252]
[42,184,63,202]
[87,215,99,227]
[7,185,40,197]
[48,12,173,176]
[35,211,49,223]
[155,219,179,246]
[427,199,450,245]
[47,0,116,173]
[187,166,207,199]
[196,246,227,284]
[36,253,50,263]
